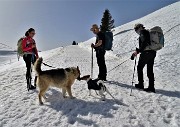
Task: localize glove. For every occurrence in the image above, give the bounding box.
[131,51,138,60]
[91,43,95,48]
[131,54,135,60]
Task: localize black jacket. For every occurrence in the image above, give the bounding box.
[136,29,151,53]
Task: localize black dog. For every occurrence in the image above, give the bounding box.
[80,75,115,101]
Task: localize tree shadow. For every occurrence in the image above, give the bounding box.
[113,29,133,36]
[44,88,126,126]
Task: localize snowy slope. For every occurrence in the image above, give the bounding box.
[0,2,180,127]
[79,1,180,89]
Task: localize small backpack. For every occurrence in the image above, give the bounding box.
[104,31,113,51]
[146,26,164,51]
[17,37,25,60]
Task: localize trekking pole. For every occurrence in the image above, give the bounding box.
[91,48,93,78]
[130,56,137,96]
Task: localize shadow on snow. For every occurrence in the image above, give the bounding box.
[106,80,180,99]
[44,88,126,127]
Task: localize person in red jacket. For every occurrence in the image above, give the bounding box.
[22,28,39,90]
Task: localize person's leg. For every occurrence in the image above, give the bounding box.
[32,54,37,87]
[31,54,36,65]
[23,54,32,90]
[137,54,146,85]
[96,50,101,79]
[23,54,31,80]
[98,50,107,80]
[136,52,148,89]
[145,52,156,92]
[23,54,36,90]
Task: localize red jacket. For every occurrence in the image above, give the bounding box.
[22,36,39,57]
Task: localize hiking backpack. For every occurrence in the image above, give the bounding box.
[17,37,24,60]
[104,31,113,51]
[145,26,164,51]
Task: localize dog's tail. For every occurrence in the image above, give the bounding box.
[34,57,43,76]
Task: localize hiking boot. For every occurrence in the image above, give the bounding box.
[144,87,155,93]
[29,85,36,90]
[135,83,144,90]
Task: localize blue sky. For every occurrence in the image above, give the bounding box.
[0,0,178,51]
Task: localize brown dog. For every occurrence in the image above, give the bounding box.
[34,57,81,105]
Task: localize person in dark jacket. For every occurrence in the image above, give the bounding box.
[90,24,107,81]
[132,24,156,93]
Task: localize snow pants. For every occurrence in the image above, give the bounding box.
[137,50,156,88]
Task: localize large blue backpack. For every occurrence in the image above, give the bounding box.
[104,31,113,51]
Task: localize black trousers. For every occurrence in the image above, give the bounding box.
[137,51,156,87]
[23,54,37,85]
[96,49,107,79]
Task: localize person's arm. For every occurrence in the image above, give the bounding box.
[92,33,104,48]
[133,30,150,56]
[34,47,39,58]
[94,40,102,48]
[22,38,33,52]
[32,39,39,58]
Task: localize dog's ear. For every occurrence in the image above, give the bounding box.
[77,66,79,70]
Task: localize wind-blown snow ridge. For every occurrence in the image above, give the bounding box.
[0,2,180,127]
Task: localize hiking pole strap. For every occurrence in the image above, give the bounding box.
[130,56,137,96]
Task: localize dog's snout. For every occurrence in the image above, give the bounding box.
[77,76,81,81]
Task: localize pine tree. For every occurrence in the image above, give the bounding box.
[100,9,115,32]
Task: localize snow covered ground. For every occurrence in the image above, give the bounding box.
[0,2,180,127]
